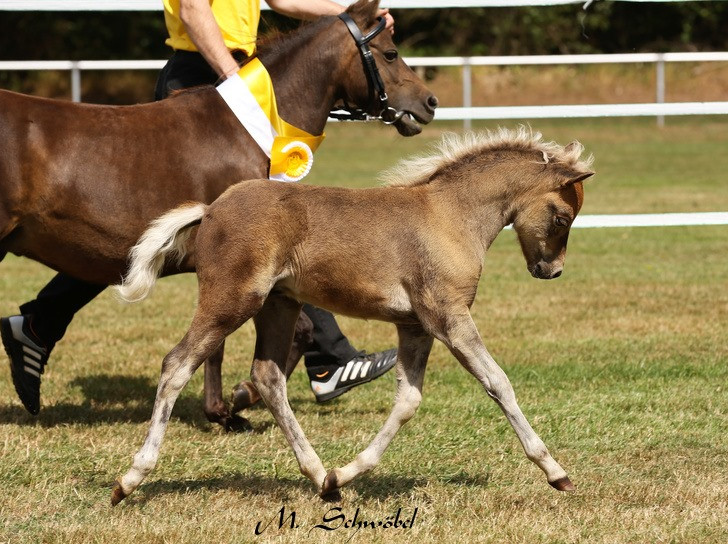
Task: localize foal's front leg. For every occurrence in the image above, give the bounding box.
[321,324,433,499]
[438,310,574,491]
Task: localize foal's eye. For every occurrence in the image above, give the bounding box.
[384,50,398,62]
[554,216,570,228]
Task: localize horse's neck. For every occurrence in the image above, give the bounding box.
[258,19,343,135]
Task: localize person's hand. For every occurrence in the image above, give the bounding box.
[377,8,394,35]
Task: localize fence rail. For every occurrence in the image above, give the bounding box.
[2,52,727,126]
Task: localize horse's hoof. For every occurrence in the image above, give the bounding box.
[231,381,261,413]
[320,470,342,502]
[225,414,253,433]
[110,480,128,506]
[549,476,576,492]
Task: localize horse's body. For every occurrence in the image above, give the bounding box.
[0,90,253,281]
[0,0,436,427]
[112,128,594,504]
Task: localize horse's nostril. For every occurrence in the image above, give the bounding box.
[552,270,562,279]
[533,263,543,276]
[427,95,439,109]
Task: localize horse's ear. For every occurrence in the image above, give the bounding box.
[346,0,381,26]
[559,170,594,188]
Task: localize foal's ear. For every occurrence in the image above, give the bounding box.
[558,170,595,188]
[347,0,382,25]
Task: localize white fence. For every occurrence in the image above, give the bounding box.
[2,52,727,127]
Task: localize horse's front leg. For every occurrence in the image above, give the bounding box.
[250,296,328,493]
[230,310,313,414]
[438,310,574,491]
[321,324,433,499]
[204,341,252,432]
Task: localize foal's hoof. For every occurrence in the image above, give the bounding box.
[225,414,254,433]
[320,470,342,502]
[321,488,343,503]
[110,480,128,506]
[548,476,576,492]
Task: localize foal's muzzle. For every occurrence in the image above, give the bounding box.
[530,261,563,280]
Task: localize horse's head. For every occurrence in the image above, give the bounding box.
[338,0,438,136]
[512,142,594,280]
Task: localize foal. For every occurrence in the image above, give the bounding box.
[111,128,593,504]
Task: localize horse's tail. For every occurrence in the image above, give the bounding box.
[116,203,206,303]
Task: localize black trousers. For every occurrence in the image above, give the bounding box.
[19,50,359,368]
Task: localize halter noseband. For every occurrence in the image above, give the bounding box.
[330,12,405,124]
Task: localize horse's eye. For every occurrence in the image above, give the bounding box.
[554,216,570,228]
[384,50,398,62]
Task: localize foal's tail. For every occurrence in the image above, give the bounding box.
[116,203,206,303]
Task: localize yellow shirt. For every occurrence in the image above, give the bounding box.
[163,0,260,56]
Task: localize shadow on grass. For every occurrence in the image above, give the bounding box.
[117,470,490,505]
[0,373,270,432]
[120,472,451,504]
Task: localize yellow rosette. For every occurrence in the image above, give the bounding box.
[270,135,324,182]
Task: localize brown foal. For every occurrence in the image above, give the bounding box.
[112,128,594,504]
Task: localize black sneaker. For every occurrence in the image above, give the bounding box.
[309,348,398,403]
[1,315,49,415]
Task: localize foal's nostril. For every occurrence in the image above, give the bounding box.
[533,263,543,277]
[427,95,439,110]
[551,270,562,279]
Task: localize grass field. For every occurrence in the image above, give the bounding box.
[1,117,727,543]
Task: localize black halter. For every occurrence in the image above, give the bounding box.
[330,13,405,124]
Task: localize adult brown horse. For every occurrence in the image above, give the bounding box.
[0,0,437,430]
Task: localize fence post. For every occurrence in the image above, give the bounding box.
[462,57,472,131]
[71,61,81,102]
[656,53,665,128]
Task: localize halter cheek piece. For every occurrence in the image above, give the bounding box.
[330,13,406,125]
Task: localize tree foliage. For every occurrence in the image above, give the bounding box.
[0,2,725,101]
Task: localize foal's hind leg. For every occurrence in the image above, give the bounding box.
[111,294,261,505]
[249,296,328,492]
[437,310,573,491]
[322,324,433,498]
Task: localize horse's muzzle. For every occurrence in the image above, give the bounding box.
[392,94,438,137]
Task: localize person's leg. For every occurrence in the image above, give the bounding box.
[154,50,227,100]
[302,304,397,402]
[2,274,106,414]
[301,304,359,366]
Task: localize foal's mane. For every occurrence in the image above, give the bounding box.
[379,126,594,187]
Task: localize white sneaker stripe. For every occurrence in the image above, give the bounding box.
[24,366,41,378]
[340,361,354,382]
[23,355,42,370]
[22,346,41,360]
[349,361,363,381]
[9,316,45,353]
[360,360,372,378]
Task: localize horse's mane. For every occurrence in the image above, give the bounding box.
[379,126,595,187]
[256,15,332,58]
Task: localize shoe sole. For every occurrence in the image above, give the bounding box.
[1,317,41,415]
